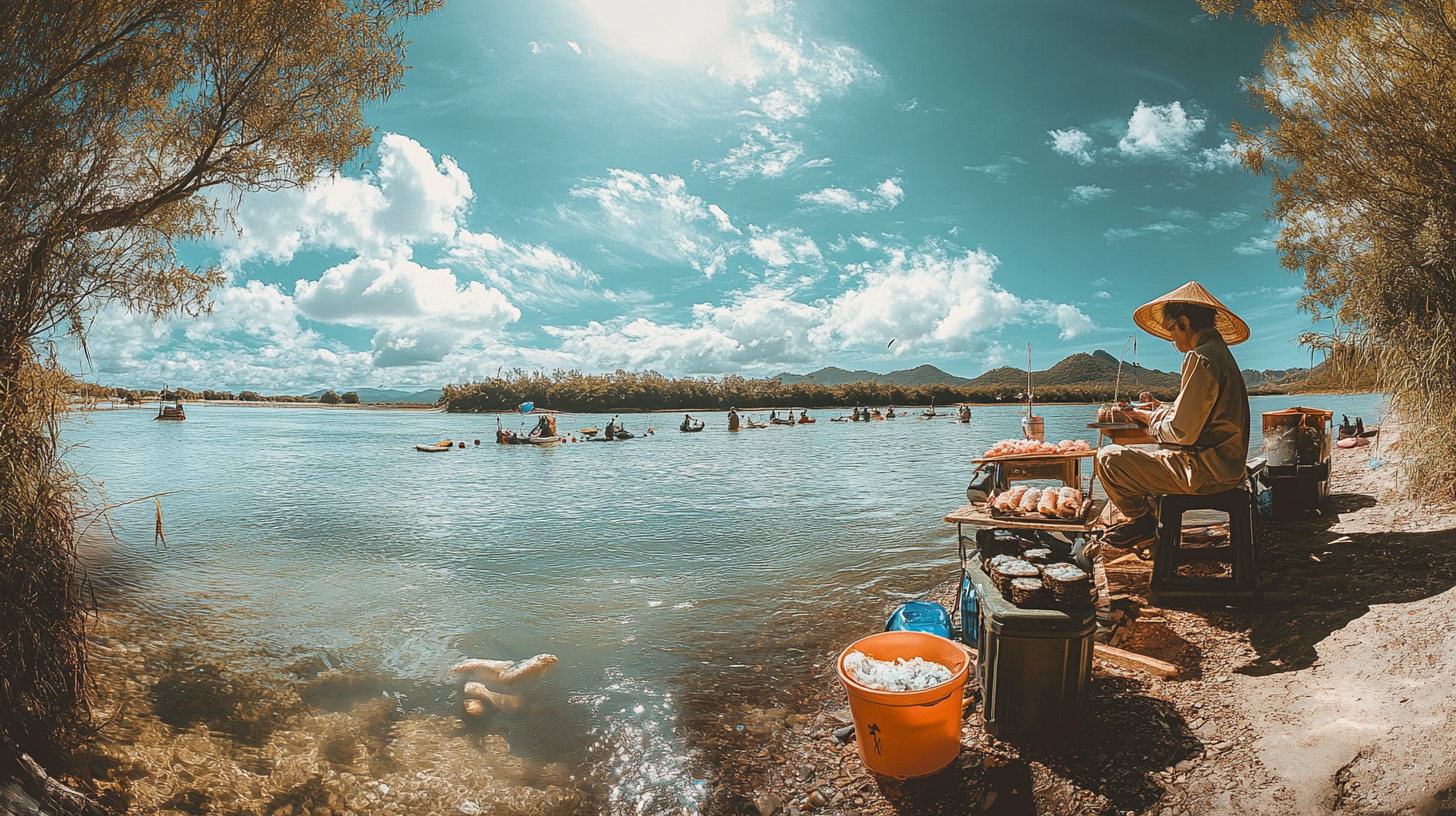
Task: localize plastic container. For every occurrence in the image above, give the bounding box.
[1021,415,1045,441]
[967,559,1093,743]
[835,631,970,778]
[885,601,953,640]
[959,572,979,645]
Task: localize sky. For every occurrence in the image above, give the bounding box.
[82,0,1315,392]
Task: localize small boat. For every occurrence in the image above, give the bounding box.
[580,427,599,435]
[415,443,451,452]
[744,417,767,429]
[829,416,849,422]
[770,417,795,425]
[680,421,705,432]
[797,415,815,424]
[527,435,563,445]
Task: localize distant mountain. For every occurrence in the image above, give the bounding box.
[773,352,1180,390]
[881,365,975,387]
[773,366,882,386]
[307,387,442,404]
[1242,367,1310,389]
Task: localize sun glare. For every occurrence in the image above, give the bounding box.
[582,0,733,63]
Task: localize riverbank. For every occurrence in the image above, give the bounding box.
[83,400,439,411]
[707,422,1456,816]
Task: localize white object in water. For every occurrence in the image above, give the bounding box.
[843,650,953,691]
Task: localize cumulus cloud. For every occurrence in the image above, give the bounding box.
[798,177,904,213]
[294,255,520,366]
[1118,100,1205,157]
[1067,184,1113,204]
[1047,101,1241,173]
[1209,210,1251,231]
[563,169,733,276]
[967,155,1029,183]
[1104,222,1187,242]
[1048,129,1095,165]
[218,133,472,266]
[747,226,821,268]
[539,246,1095,374]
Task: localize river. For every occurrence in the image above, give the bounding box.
[70,393,1387,815]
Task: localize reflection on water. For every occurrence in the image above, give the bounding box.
[69,394,1387,813]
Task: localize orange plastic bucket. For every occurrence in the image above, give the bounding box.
[835,631,970,778]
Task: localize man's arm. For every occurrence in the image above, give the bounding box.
[1148,352,1219,446]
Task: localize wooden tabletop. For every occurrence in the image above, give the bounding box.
[943,500,1106,533]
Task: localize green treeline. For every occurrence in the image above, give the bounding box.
[442,370,1179,413]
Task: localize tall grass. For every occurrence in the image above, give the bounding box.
[0,352,93,763]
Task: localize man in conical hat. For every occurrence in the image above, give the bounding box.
[1097,281,1251,547]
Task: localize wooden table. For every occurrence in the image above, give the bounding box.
[944,500,1106,535]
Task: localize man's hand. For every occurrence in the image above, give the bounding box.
[1127,392,1160,427]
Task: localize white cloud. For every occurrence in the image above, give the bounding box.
[1067,184,1113,204]
[293,255,520,367]
[710,4,880,122]
[537,246,1095,374]
[697,124,805,183]
[567,40,582,54]
[1104,221,1187,242]
[797,177,904,213]
[967,155,1028,182]
[1209,210,1251,231]
[1048,129,1095,165]
[1234,234,1279,255]
[218,133,471,267]
[802,157,834,169]
[1197,140,1242,171]
[851,234,879,251]
[564,169,732,276]
[1118,100,1205,157]
[444,230,601,305]
[1094,290,1111,299]
[747,226,821,268]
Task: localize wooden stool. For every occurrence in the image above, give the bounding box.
[1150,487,1263,608]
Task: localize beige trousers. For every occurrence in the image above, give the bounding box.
[1096,444,1235,521]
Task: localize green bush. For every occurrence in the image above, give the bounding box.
[319,390,341,405]
[341,391,360,404]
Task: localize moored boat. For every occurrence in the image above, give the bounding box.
[415,442,451,452]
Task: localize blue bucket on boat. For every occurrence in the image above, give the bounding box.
[884,601,953,640]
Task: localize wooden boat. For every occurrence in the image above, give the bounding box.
[680,421,705,432]
[527,435,563,445]
[744,417,767,428]
[770,418,795,425]
[580,427,599,435]
[415,443,451,452]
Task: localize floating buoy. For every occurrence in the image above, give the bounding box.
[459,441,465,448]
[474,439,480,445]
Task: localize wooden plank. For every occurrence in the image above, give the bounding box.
[971,450,1096,465]
[1093,643,1179,678]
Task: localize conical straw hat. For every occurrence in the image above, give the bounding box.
[1133,281,1250,345]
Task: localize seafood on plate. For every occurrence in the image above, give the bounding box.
[981,438,1092,459]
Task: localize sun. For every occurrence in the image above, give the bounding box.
[581,0,733,64]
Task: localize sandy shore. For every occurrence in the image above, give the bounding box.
[704,423,1456,816]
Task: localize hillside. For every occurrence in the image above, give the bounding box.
[775,351,1181,391]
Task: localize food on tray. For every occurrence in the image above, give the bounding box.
[988,483,1087,520]
[1016,488,1043,515]
[982,438,1092,459]
[993,485,1029,512]
[1036,489,1060,517]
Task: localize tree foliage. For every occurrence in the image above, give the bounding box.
[1203,0,1456,495]
[0,0,439,760]
[441,369,1177,414]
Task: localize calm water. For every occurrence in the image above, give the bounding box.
[69,393,1387,812]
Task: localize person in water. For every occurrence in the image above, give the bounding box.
[604,416,618,438]
[886,406,896,418]
[1096,282,1251,548]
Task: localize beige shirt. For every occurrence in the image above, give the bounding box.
[1148,327,1251,488]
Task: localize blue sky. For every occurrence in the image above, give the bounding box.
[84,0,1312,392]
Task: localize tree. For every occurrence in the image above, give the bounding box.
[1202,0,1456,494]
[238,390,261,402]
[319,390,341,405]
[341,391,361,404]
[0,0,440,761]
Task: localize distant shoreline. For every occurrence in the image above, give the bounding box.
[81,400,440,412]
